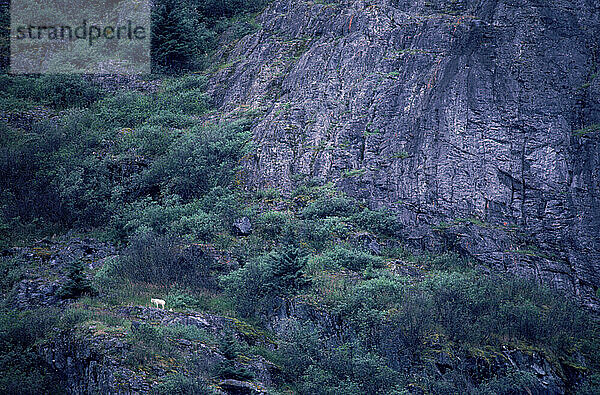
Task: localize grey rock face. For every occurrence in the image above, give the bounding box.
[5,237,116,310]
[39,306,277,394]
[15,278,62,310]
[233,217,253,236]
[208,0,600,307]
[39,330,146,395]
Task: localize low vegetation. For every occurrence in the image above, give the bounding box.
[0,1,599,393]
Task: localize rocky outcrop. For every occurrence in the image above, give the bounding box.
[232,217,253,236]
[3,237,116,310]
[208,0,600,307]
[38,306,278,394]
[39,330,149,395]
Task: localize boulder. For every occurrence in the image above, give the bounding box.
[233,217,253,236]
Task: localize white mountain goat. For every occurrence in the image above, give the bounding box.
[151,298,166,309]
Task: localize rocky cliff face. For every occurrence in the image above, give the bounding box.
[208,0,600,307]
[36,304,277,394]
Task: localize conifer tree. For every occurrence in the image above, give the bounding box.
[57,260,95,299]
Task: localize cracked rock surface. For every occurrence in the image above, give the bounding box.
[208,0,600,307]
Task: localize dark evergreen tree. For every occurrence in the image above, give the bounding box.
[268,245,310,295]
[215,334,255,381]
[57,260,95,299]
[152,0,214,72]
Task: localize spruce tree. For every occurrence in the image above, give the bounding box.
[57,260,95,299]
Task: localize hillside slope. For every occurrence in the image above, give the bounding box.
[208,0,600,307]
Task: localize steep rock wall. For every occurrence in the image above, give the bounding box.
[208,0,600,306]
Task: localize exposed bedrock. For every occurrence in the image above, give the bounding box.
[208,0,600,307]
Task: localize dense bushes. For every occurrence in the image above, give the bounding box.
[423,272,592,350]
[307,245,384,272]
[255,210,293,239]
[0,309,64,394]
[276,319,402,395]
[142,121,250,200]
[153,373,214,395]
[263,269,600,393]
[301,195,358,219]
[0,73,251,244]
[350,208,401,236]
[221,246,310,317]
[0,75,105,110]
[151,0,266,73]
[118,231,214,288]
[331,270,599,373]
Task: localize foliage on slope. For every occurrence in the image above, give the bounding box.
[0,13,599,391]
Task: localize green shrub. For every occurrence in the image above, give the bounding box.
[120,196,193,236]
[0,75,104,110]
[173,212,225,241]
[146,111,197,129]
[115,124,173,158]
[308,245,383,272]
[58,308,95,329]
[215,364,255,381]
[153,373,214,395]
[221,246,310,318]
[166,289,202,310]
[140,122,250,201]
[127,323,173,365]
[94,256,120,288]
[118,231,214,288]
[301,195,358,219]
[317,269,599,382]
[95,91,155,129]
[351,208,401,236]
[118,195,226,241]
[331,275,434,364]
[422,271,590,348]
[256,210,292,238]
[35,75,105,108]
[301,217,352,251]
[199,187,245,229]
[277,319,401,395]
[157,75,209,113]
[299,365,363,395]
[163,324,213,343]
